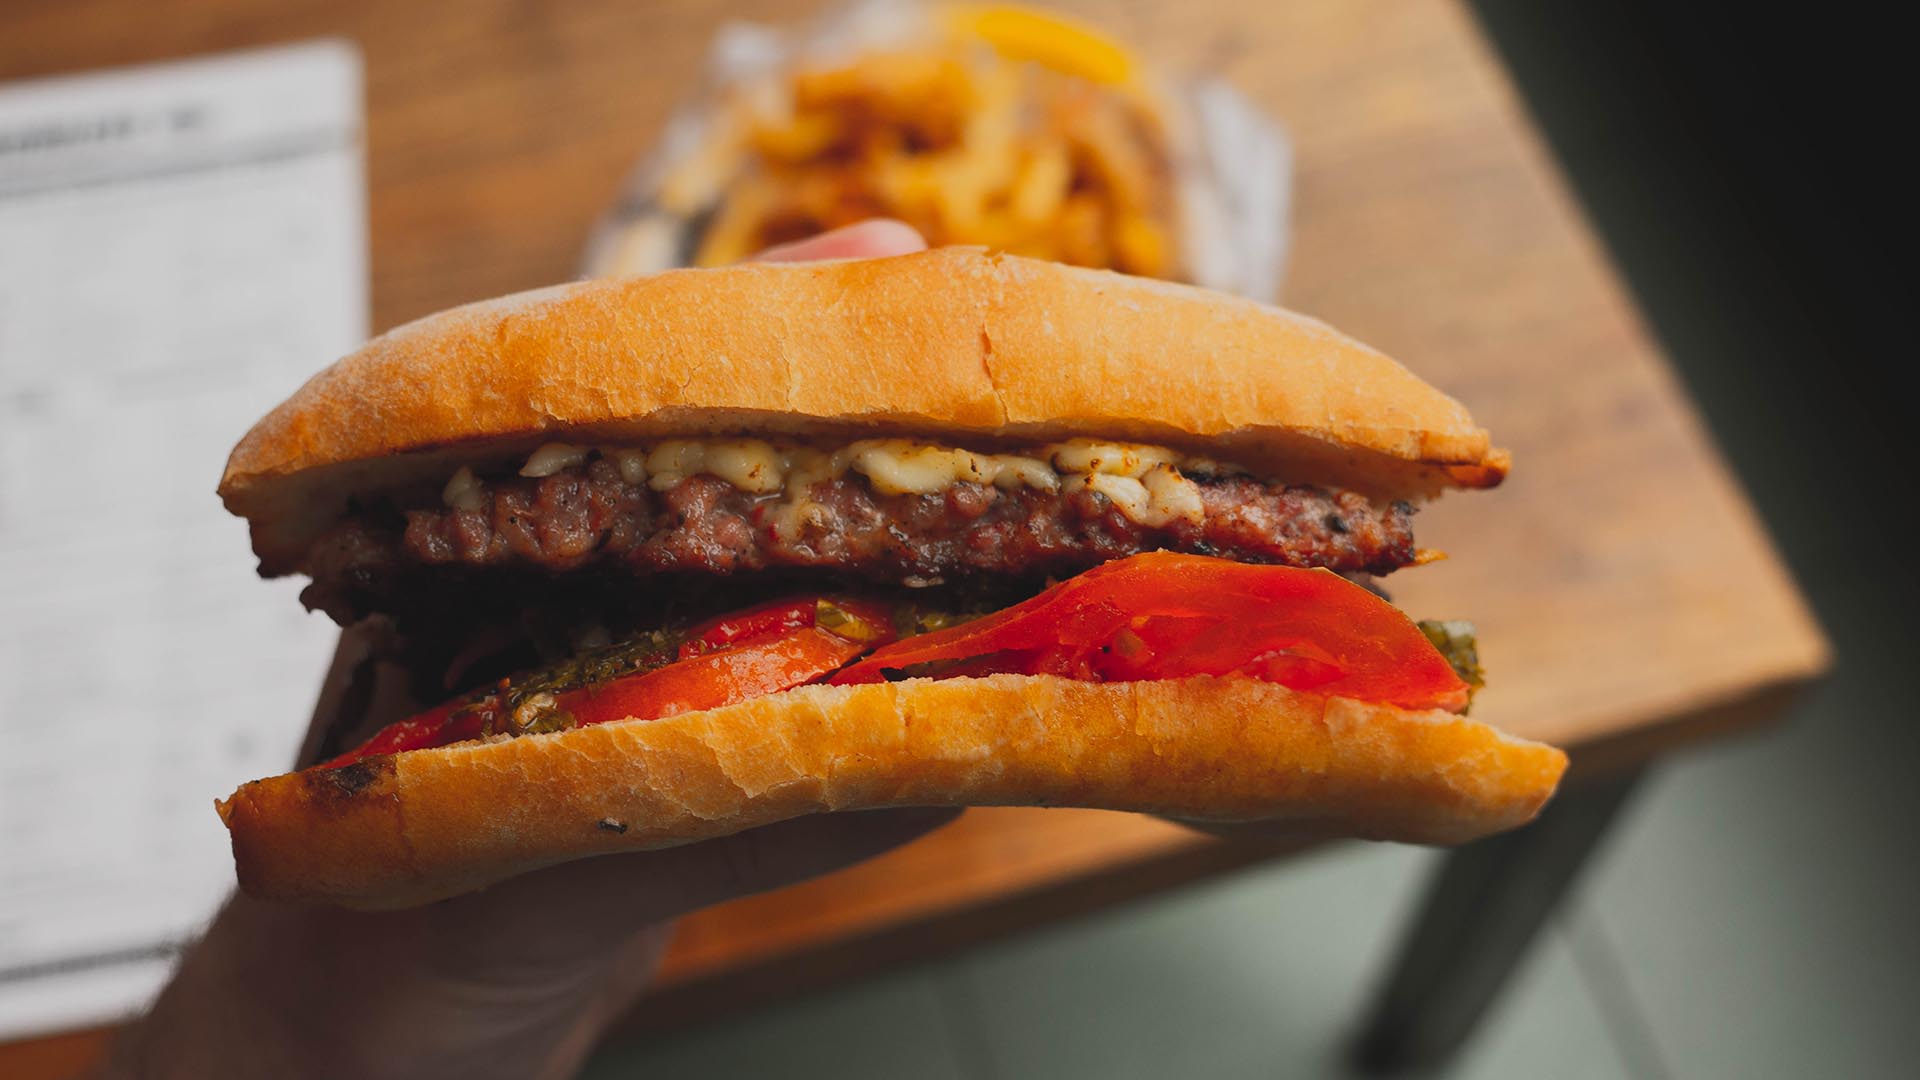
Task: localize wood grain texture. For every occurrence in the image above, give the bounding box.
[0,0,1828,1068]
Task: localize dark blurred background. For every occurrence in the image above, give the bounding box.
[1445,4,1919,1073]
[1474,1,1911,593]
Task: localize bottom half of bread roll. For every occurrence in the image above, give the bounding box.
[219,673,1567,909]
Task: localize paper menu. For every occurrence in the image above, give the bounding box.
[0,40,365,1039]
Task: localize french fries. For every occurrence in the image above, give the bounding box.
[676,9,1180,279]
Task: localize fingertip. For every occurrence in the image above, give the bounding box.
[751,219,929,263]
[840,218,931,256]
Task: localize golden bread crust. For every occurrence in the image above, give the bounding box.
[219,674,1566,909]
[218,250,1506,573]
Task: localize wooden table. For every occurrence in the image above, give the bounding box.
[0,1,1829,1074]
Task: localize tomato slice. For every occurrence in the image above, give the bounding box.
[320,557,1471,770]
[321,595,893,768]
[320,696,492,769]
[829,552,1471,712]
[678,599,818,659]
[559,626,865,726]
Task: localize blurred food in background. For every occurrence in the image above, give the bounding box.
[587,1,1291,298]
[684,6,1175,274]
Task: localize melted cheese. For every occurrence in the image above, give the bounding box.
[441,466,486,512]
[848,441,989,495]
[702,439,786,494]
[1140,463,1205,526]
[605,448,648,486]
[495,436,1225,529]
[520,443,587,477]
[1048,439,1179,478]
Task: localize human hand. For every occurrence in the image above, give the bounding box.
[106,221,950,1080]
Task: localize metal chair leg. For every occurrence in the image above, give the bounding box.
[1350,768,1647,1072]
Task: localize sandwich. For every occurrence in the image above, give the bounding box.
[215,248,1567,909]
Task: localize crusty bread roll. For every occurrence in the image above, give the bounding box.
[220,249,1506,575]
[220,674,1565,909]
[215,247,1555,910]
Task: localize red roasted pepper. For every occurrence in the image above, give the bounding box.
[829,552,1471,712]
[323,555,1471,769]
[322,596,893,767]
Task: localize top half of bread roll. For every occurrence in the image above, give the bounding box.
[221,248,1507,575]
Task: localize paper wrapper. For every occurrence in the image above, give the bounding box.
[582,0,1290,301]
